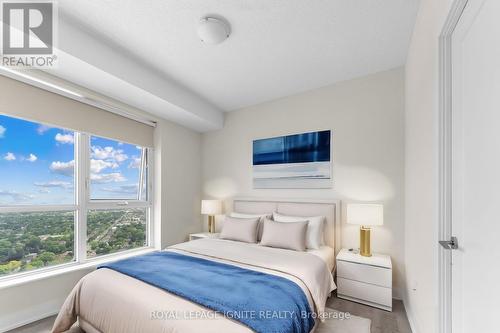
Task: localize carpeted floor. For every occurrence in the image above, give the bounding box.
[326,297,412,333]
[317,307,371,333]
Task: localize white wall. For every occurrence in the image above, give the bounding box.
[201,68,406,298]
[0,119,202,332]
[404,1,454,333]
[0,269,93,332]
[154,119,203,248]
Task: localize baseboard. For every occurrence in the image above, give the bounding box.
[0,308,58,333]
[402,298,419,333]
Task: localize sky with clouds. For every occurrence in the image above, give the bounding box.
[0,115,144,205]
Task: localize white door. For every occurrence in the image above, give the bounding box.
[448,0,500,332]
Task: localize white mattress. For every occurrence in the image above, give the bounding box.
[307,245,335,272]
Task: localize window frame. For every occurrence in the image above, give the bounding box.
[0,129,154,283]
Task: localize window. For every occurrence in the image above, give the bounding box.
[89,136,147,201]
[0,116,75,205]
[87,208,147,258]
[86,135,150,259]
[0,211,75,275]
[0,115,153,278]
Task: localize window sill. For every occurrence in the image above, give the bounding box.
[0,247,156,290]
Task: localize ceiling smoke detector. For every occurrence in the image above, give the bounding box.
[197,17,230,45]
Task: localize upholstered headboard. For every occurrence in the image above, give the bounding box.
[232,198,341,256]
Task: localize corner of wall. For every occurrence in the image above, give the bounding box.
[154,118,203,248]
[402,294,420,333]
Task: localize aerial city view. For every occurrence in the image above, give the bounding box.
[0,115,148,276]
[0,209,147,276]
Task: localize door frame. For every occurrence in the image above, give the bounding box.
[438,1,468,333]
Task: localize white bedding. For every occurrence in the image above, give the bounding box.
[307,246,335,272]
[53,238,336,333]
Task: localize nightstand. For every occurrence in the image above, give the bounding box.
[189,232,220,241]
[336,248,392,311]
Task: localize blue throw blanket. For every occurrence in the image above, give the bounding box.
[98,251,314,333]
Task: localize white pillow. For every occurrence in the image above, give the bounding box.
[272,212,325,249]
[229,212,271,240]
[219,216,260,243]
[260,219,308,251]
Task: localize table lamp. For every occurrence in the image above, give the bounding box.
[347,203,383,257]
[201,200,222,233]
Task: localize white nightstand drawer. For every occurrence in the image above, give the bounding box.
[337,277,392,309]
[337,260,392,288]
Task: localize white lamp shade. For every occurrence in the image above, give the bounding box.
[201,200,222,215]
[347,204,383,226]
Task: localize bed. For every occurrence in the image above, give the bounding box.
[52,198,340,333]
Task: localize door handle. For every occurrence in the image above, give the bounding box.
[439,236,458,250]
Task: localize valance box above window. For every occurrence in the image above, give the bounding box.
[0,74,154,148]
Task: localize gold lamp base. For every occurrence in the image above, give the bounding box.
[359,226,372,257]
[208,215,216,233]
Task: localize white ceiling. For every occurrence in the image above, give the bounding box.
[58,1,418,111]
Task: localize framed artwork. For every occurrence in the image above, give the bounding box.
[252,130,332,188]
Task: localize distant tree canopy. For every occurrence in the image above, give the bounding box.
[0,261,21,274]
[38,251,56,265]
[0,209,146,276]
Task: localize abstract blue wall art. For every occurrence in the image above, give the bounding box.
[253,130,332,188]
